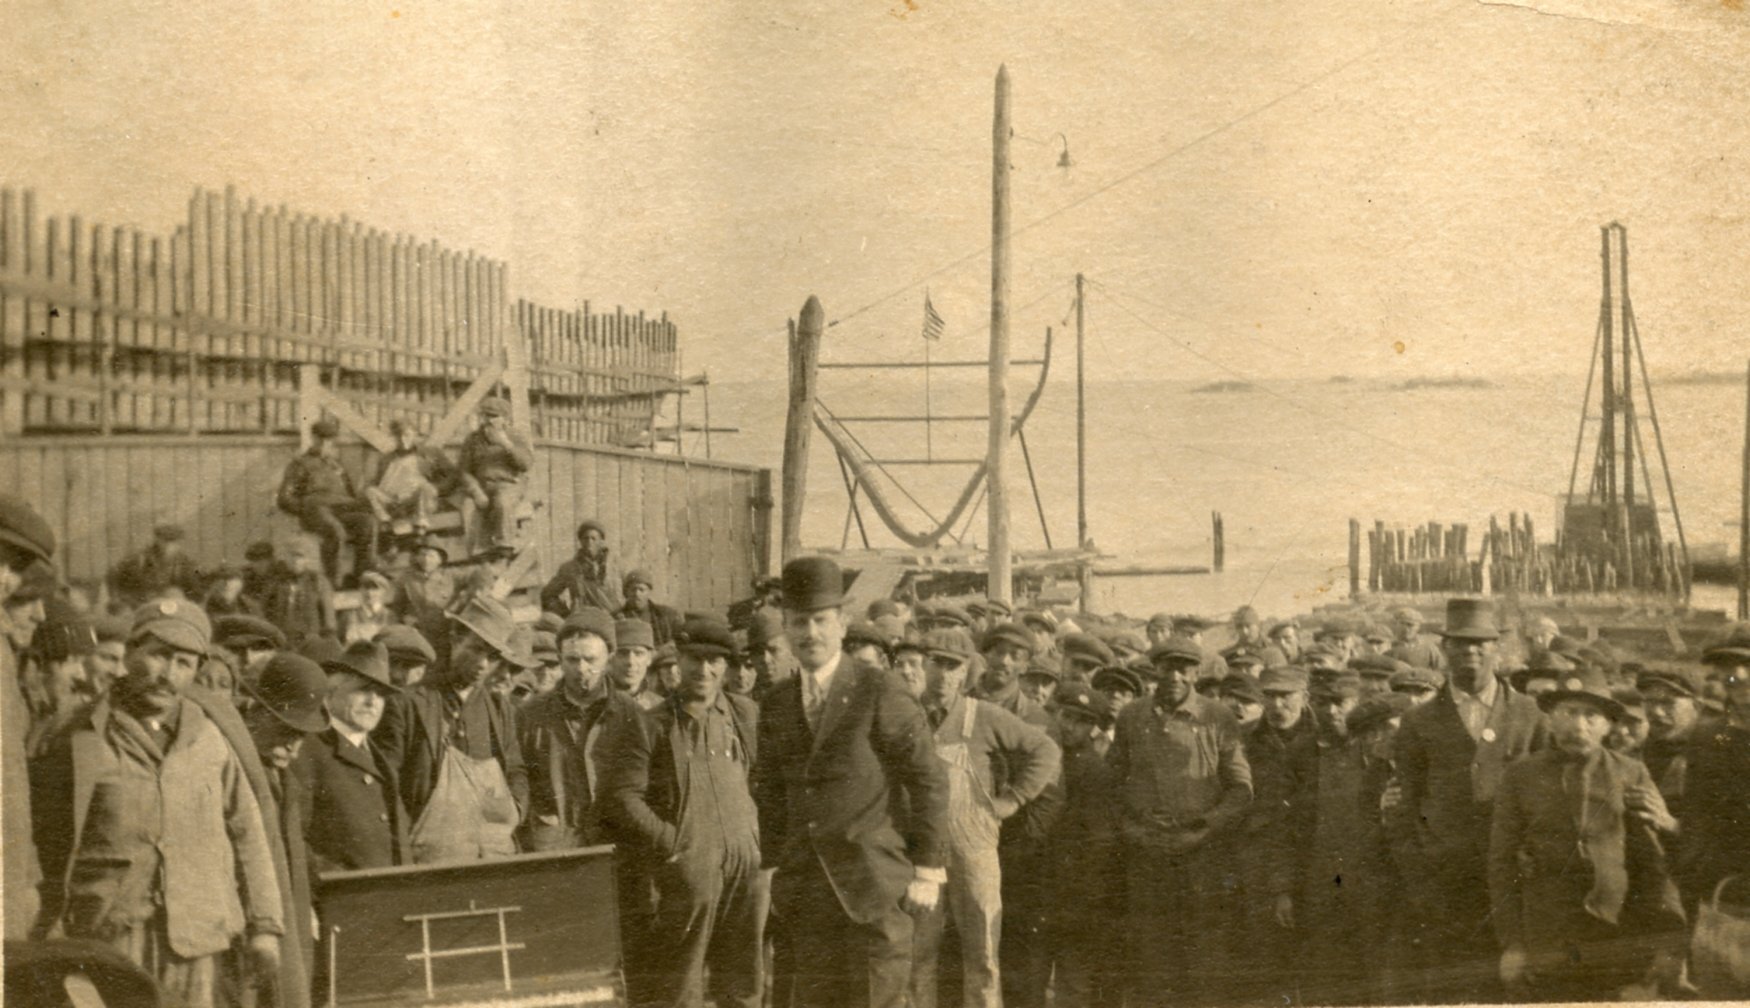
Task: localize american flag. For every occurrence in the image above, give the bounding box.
[921,293,945,341]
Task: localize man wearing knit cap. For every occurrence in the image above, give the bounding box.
[374,595,532,863]
[1489,664,1684,1000]
[1,493,54,939]
[597,616,764,1008]
[754,556,948,1008]
[1111,634,1252,1007]
[458,395,533,549]
[615,568,681,646]
[518,607,617,853]
[277,416,378,586]
[107,523,205,610]
[33,598,284,1006]
[909,626,1060,1008]
[610,616,659,709]
[1387,597,1544,1002]
[540,519,623,616]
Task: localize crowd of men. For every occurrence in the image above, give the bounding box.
[3,485,1748,1007]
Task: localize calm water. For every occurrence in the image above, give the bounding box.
[701,372,1745,622]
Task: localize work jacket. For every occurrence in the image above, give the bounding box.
[296,727,405,872]
[374,681,529,822]
[517,680,616,849]
[539,550,623,616]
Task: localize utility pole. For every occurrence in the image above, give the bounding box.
[1076,273,1087,551]
[781,297,824,563]
[987,65,1013,605]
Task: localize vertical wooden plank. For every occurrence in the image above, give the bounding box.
[0,190,22,435]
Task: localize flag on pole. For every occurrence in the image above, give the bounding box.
[921,293,945,341]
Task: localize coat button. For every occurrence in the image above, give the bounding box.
[380,813,390,822]
[363,773,374,785]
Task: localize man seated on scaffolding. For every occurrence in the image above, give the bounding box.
[363,418,450,541]
[457,396,533,551]
[277,416,379,588]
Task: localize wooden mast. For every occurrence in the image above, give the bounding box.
[987,65,1013,605]
[782,296,824,563]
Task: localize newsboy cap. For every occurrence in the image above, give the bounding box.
[676,616,737,658]
[374,624,436,666]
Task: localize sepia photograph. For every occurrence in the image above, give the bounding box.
[2,1,1749,1005]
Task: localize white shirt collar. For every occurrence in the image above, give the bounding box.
[332,718,371,750]
[806,650,842,691]
[1450,671,1499,708]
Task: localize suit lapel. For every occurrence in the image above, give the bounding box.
[333,731,377,775]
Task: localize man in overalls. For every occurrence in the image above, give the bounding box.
[374,595,533,864]
[910,627,1060,1008]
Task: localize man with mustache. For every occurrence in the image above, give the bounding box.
[1488,664,1684,1000]
[32,599,284,1008]
[1387,597,1545,1003]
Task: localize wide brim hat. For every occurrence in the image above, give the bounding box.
[781,556,846,612]
[1438,598,1499,641]
[1537,665,1626,720]
[0,493,54,563]
[245,653,331,733]
[450,596,539,667]
[322,641,400,694]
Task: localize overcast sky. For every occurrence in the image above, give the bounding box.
[6,0,1749,385]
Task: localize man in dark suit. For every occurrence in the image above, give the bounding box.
[1388,597,1545,1003]
[753,557,949,1008]
[299,641,405,872]
[374,596,533,864]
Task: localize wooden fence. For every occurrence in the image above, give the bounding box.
[0,185,679,445]
[0,436,772,616]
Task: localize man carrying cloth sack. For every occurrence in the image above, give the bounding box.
[375,594,535,863]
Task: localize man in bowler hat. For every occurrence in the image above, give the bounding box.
[752,556,949,1008]
[1387,597,1545,1002]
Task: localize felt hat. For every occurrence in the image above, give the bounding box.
[374,624,436,665]
[675,616,737,658]
[1611,686,1647,722]
[1347,692,1414,735]
[503,627,543,670]
[981,621,1036,656]
[1537,663,1625,719]
[322,641,399,694]
[311,417,341,439]
[213,615,286,653]
[575,519,607,541]
[781,556,845,612]
[296,635,344,667]
[867,598,901,620]
[33,596,96,661]
[450,595,521,656]
[614,617,655,650]
[128,597,210,656]
[1438,598,1499,641]
[9,561,57,602]
[922,627,978,660]
[531,630,558,664]
[0,494,54,564]
[247,653,331,733]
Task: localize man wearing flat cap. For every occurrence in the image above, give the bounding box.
[374,595,533,864]
[278,416,379,586]
[1172,614,1229,685]
[1,493,54,939]
[300,643,406,872]
[1109,636,1253,1007]
[107,523,205,611]
[597,616,764,1008]
[540,519,624,617]
[1635,663,1709,819]
[457,395,533,550]
[1043,687,1120,1008]
[32,599,284,1007]
[1387,597,1545,1002]
[518,607,617,853]
[1488,664,1684,1000]
[1273,666,1390,1003]
[909,627,1060,1008]
[753,556,949,1008]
